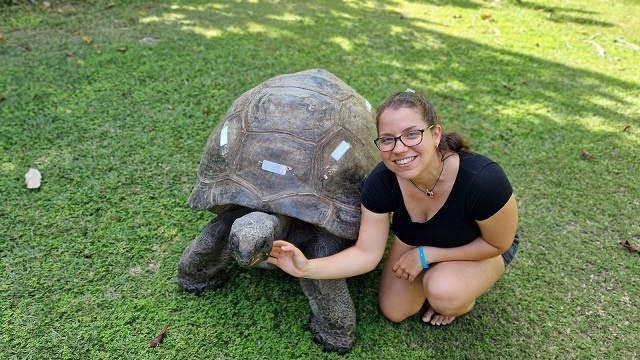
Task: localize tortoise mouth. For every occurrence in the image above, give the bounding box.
[235,251,270,268]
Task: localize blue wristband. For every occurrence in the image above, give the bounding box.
[419,246,429,269]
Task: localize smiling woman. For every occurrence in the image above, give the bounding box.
[269,90,519,327]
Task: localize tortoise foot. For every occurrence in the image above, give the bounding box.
[310,315,354,355]
[177,272,229,295]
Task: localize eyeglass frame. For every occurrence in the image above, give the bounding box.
[373,125,434,152]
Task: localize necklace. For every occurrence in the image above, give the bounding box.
[409,154,452,198]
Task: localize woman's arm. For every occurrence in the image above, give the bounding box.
[391,194,519,281]
[427,194,519,263]
[267,205,391,279]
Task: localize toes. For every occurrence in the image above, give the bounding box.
[421,307,435,323]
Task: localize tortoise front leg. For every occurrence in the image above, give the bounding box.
[299,229,356,354]
[177,207,249,294]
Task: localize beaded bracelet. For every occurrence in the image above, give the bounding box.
[419,246,429,269]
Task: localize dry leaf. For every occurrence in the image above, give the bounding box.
[117,46,128,52]
[83,35,94,45]
[480,14,491,20]
[25,168,42,189]
[0,95,6,102]
[623,125,631,132]
[618,240,639,254]
[83,251,97,258]
[76,59,85,66]
[0,34,5,41]
[581,150,593,161]
[65,52,74,57]
[149,326,168,348]
[502,82,514,91]
[24,45,32,51]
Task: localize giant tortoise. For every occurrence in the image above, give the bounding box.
[177,69,378,354]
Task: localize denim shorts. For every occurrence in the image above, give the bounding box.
[501,231,519,267]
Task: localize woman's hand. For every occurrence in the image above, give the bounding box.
[391,247,425,282]
[266,240,310,278]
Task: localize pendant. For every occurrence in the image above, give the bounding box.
[423,189,434,197]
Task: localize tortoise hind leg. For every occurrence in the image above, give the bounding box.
[298,229,356,354]
[177,207,249,294]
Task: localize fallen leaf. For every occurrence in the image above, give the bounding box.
[25,168,42,189]
[96,50,102,55]
[76,59,85,66]
[480,14,491,20]
[623,125,631,132]
[618,240,639,254]
[577,30,588,35]
[149,326,168,348]
[82,35,94,45]
[65,52,74,57]
[0,34,5,41]
[0,95,5,102]
[502,82,514,91]
[117,46,128,52]
[83,251,97,258]
[581,150,593,161]
[204,108,211,117]
[24,45,32,51]
[105,2,115,9]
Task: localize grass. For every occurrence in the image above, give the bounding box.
[1,0,639,358]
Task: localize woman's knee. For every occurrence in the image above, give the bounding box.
[378,294,420,323]
[423,278,471,315]
[379,303,412,323]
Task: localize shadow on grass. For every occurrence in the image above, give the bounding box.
[2,0,638,357]
[118,0,639,355]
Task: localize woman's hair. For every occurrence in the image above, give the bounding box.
[375,91,470,153]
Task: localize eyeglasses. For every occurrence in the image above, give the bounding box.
[373,125,433,152]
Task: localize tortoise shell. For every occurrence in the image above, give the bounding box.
[189,69,378,240]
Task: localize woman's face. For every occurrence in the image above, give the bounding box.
[376,106,441,180]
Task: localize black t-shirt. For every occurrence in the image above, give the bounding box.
[360,152,513,247]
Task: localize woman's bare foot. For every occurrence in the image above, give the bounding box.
[422,306,455,326]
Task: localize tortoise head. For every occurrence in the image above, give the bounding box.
[229,211,291,267]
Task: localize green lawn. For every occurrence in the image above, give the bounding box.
[1,0,639,358]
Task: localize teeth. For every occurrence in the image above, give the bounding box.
[396,157,415,165]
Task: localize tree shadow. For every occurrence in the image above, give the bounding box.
[512,0,614,27]
[126,0,638,354]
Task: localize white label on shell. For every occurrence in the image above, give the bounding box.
[219,122,229,146]
[364,99,372,112]
[331,141,351,161]
[261,160,289,175]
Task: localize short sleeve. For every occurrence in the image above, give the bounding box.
[467,162,513,221]
[360,163,395,214]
